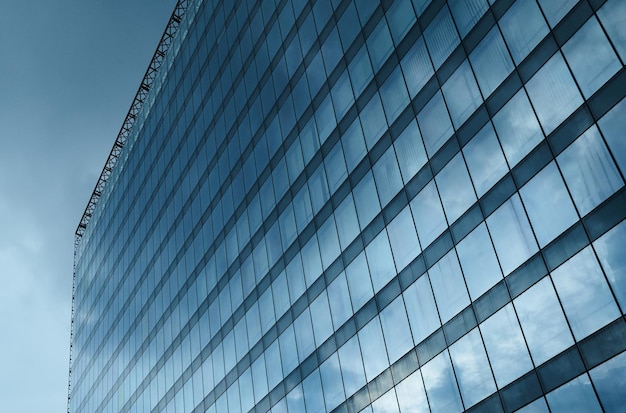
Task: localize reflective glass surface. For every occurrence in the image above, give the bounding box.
[69,1,626,412]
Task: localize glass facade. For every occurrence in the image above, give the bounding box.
[69,0,626,412]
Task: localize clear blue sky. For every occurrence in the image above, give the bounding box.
[0,1,176,411]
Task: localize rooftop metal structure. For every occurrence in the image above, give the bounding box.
[73,0,190,253]
[68,1,189,411]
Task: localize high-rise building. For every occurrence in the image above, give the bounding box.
[68,0,626,411]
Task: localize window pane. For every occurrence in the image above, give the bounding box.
[387,205,421,271]
[487,194,538,275]
[593,220,626,309]
[394,119,427,183]
[597,0,626,61]
[589,351,626,412]
[492,89,544,167]
[456,223,503,299]
[367,18,394,71]
[341,118,367,172]
[520,162,578,247]
[320,354,345,411]
[338,335,367,397]
[366,229,397,292]
[435,153,476,223]
[348,45,374,97]
[354,171,382,228]
[380,296,413,363]
[463,122,508,197]
[537,0,577,27]
[449,329,496,408]
[424,6,460,69]
[403,275,442,343]
[422,351,463,413]
[418,91,454,156]
[500,0,549,64]
[359,317,390,380]
[303,370,325,413]
[470,27,514,97]
[480,303,533,387]
[442,60,482,128]
[380,67,410,124]
[526,52,583,134]
[514,277,574,365]
[410,180,447,249]
[360,93,387,149]
[372,389,400,413]
[551,246,620,340]
[557,126,623,216]
[598,98,626,177]
[334,194,360,249]
[400,36,434,98]
[386,0,417,44]
[373,146,404,207]
[429,250,470,323]
[516,398,549,413]
[546,374,602,412]
[346,252,374,312]
[449,0,488,37]
[396,370,430,412]
[327,272,353,329]
[562,17,621,98]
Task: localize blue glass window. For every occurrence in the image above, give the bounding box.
[442,60,482,128]
[597,0,626,61]
[373,146,403,207]
[551,246,620,340]
[346,252,374,311]
[463,123,508,196]
[327,272,353,329]
[379,296,413,363]
[334,194,360,249]
[422,351,463,412]
[562,17,621,98]
[594,220,626,309]
[480,303,533,387]
[354,171,382,228]
[424,6,460,69]
[366,230,397,292]
[418,91,454,156]
[598,98,626,176]
[520,162,578,247]
[385,0,417,44]
[537,0,577,28]
[589,352,626,411]
[359,317,390,380]
[367,18,394,71]
[487,194,538,275]
[320,354,345,411]
[449,0,488,37]
[470,27,514,98]
[410,180,447,249]
[396,370,430,412]
[380,67,410,124]
[499,0,549,64]
[492,89,544,167]
[394,120,427,183]
[429,250,470,323]
[546,374,603,412]
[526,53,583,135]
[514,277,574,365]
[449,328,496,408]
[400,36,434,98]
[360,93,388,149]
[338,334,366,397]
[403,275,441,343]
[348,45,374,97]
[387,205,421,271]
[341,118,367,172]
[557,126,623,216]
[436,153,477,223]
[456,223,503,299]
